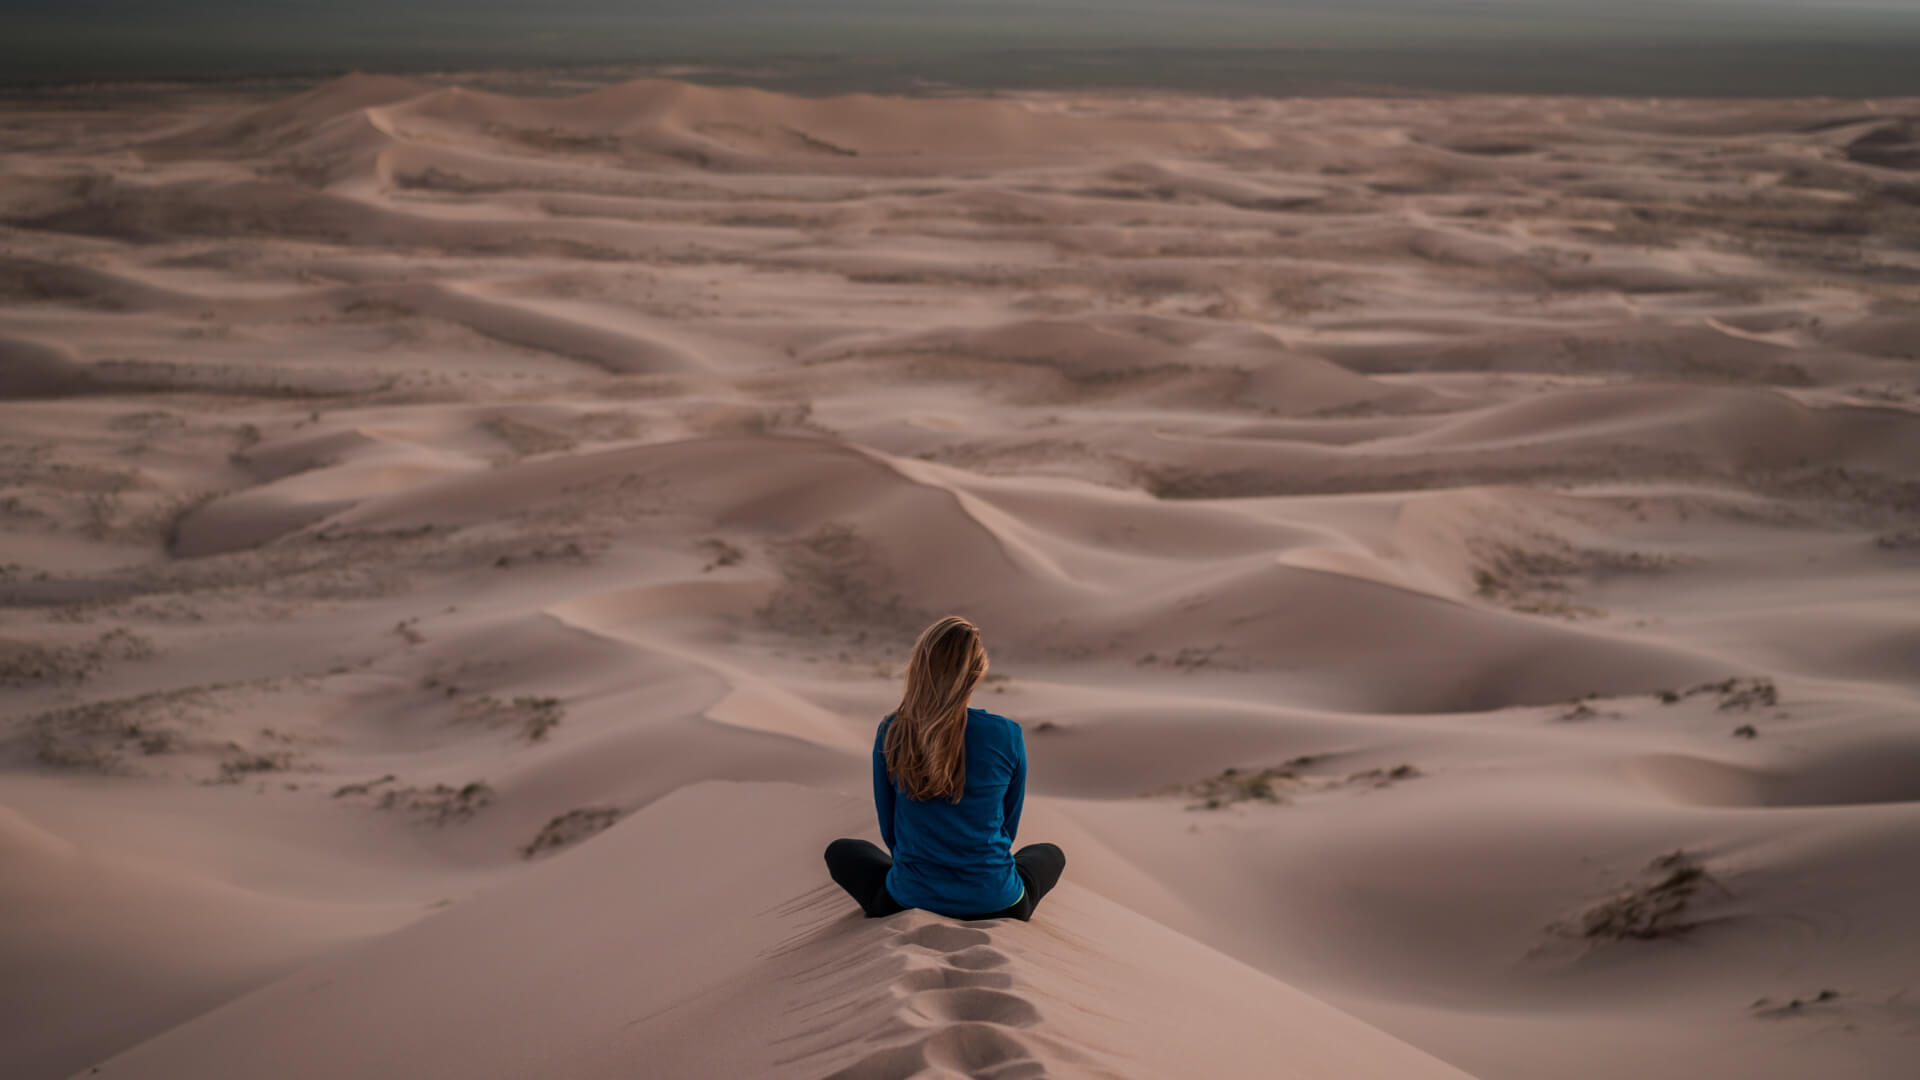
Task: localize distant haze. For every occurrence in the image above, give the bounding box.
[5,0,1920,93]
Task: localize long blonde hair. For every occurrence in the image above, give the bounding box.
[884,615,989,803]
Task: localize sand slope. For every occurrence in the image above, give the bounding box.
[0,804,411,1080]
[86,783,1474,1080]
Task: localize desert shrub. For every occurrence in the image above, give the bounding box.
[521,806,624,858]
[1573,850,1727,941]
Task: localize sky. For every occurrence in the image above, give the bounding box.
[4,0,1919,92]
[12,0,1920,32]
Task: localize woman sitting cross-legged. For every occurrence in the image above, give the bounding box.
[824,615,1065,921]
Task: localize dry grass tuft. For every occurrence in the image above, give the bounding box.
[697,537,745,571]
[521,806,624,858]
[0,627,155,688]
[333,774,397,798]
[362,780,495,825]
[1348,763,1421,787]
[212,748,295,784]
[1159,755,1422,809]
[1651,677,1780,711]
[12,685,217,773]
[455,694,565,742]
[1570,850,1728,941]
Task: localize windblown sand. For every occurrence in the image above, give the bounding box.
[3,75,1918,1080]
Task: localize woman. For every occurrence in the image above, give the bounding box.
[824,615,1066,921]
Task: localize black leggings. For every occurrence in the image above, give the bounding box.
[824,838,1066,921]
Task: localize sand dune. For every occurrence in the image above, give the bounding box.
[0,334,92,398]
[3,75,1918,1080]
[141,74,1264,192]
[0,803,413,1080]
[80,783,1474,1080]
[140,73,438,159]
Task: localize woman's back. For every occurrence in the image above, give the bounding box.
[874,707,1026,916]
[822,614,1064,922]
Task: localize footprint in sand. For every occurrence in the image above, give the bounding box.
[901,987,1042,1027]
[893,966,1016,993]
[894,923,997,954]
[822,921,1049,1080]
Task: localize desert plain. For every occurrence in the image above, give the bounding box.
[2,74,1918,1080]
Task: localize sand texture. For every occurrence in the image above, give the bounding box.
[2,76,1919,1080]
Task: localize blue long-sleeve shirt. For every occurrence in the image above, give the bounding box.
[874,707,1027,916]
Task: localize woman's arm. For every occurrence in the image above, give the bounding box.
[873,720,896,851]
[1001,723,1026,844]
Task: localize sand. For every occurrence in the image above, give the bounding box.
[1,75,1917,1080]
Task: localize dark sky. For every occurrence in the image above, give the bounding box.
[5,0,1919,92]
[8,0,1917,26]
[10,1,1919,42]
